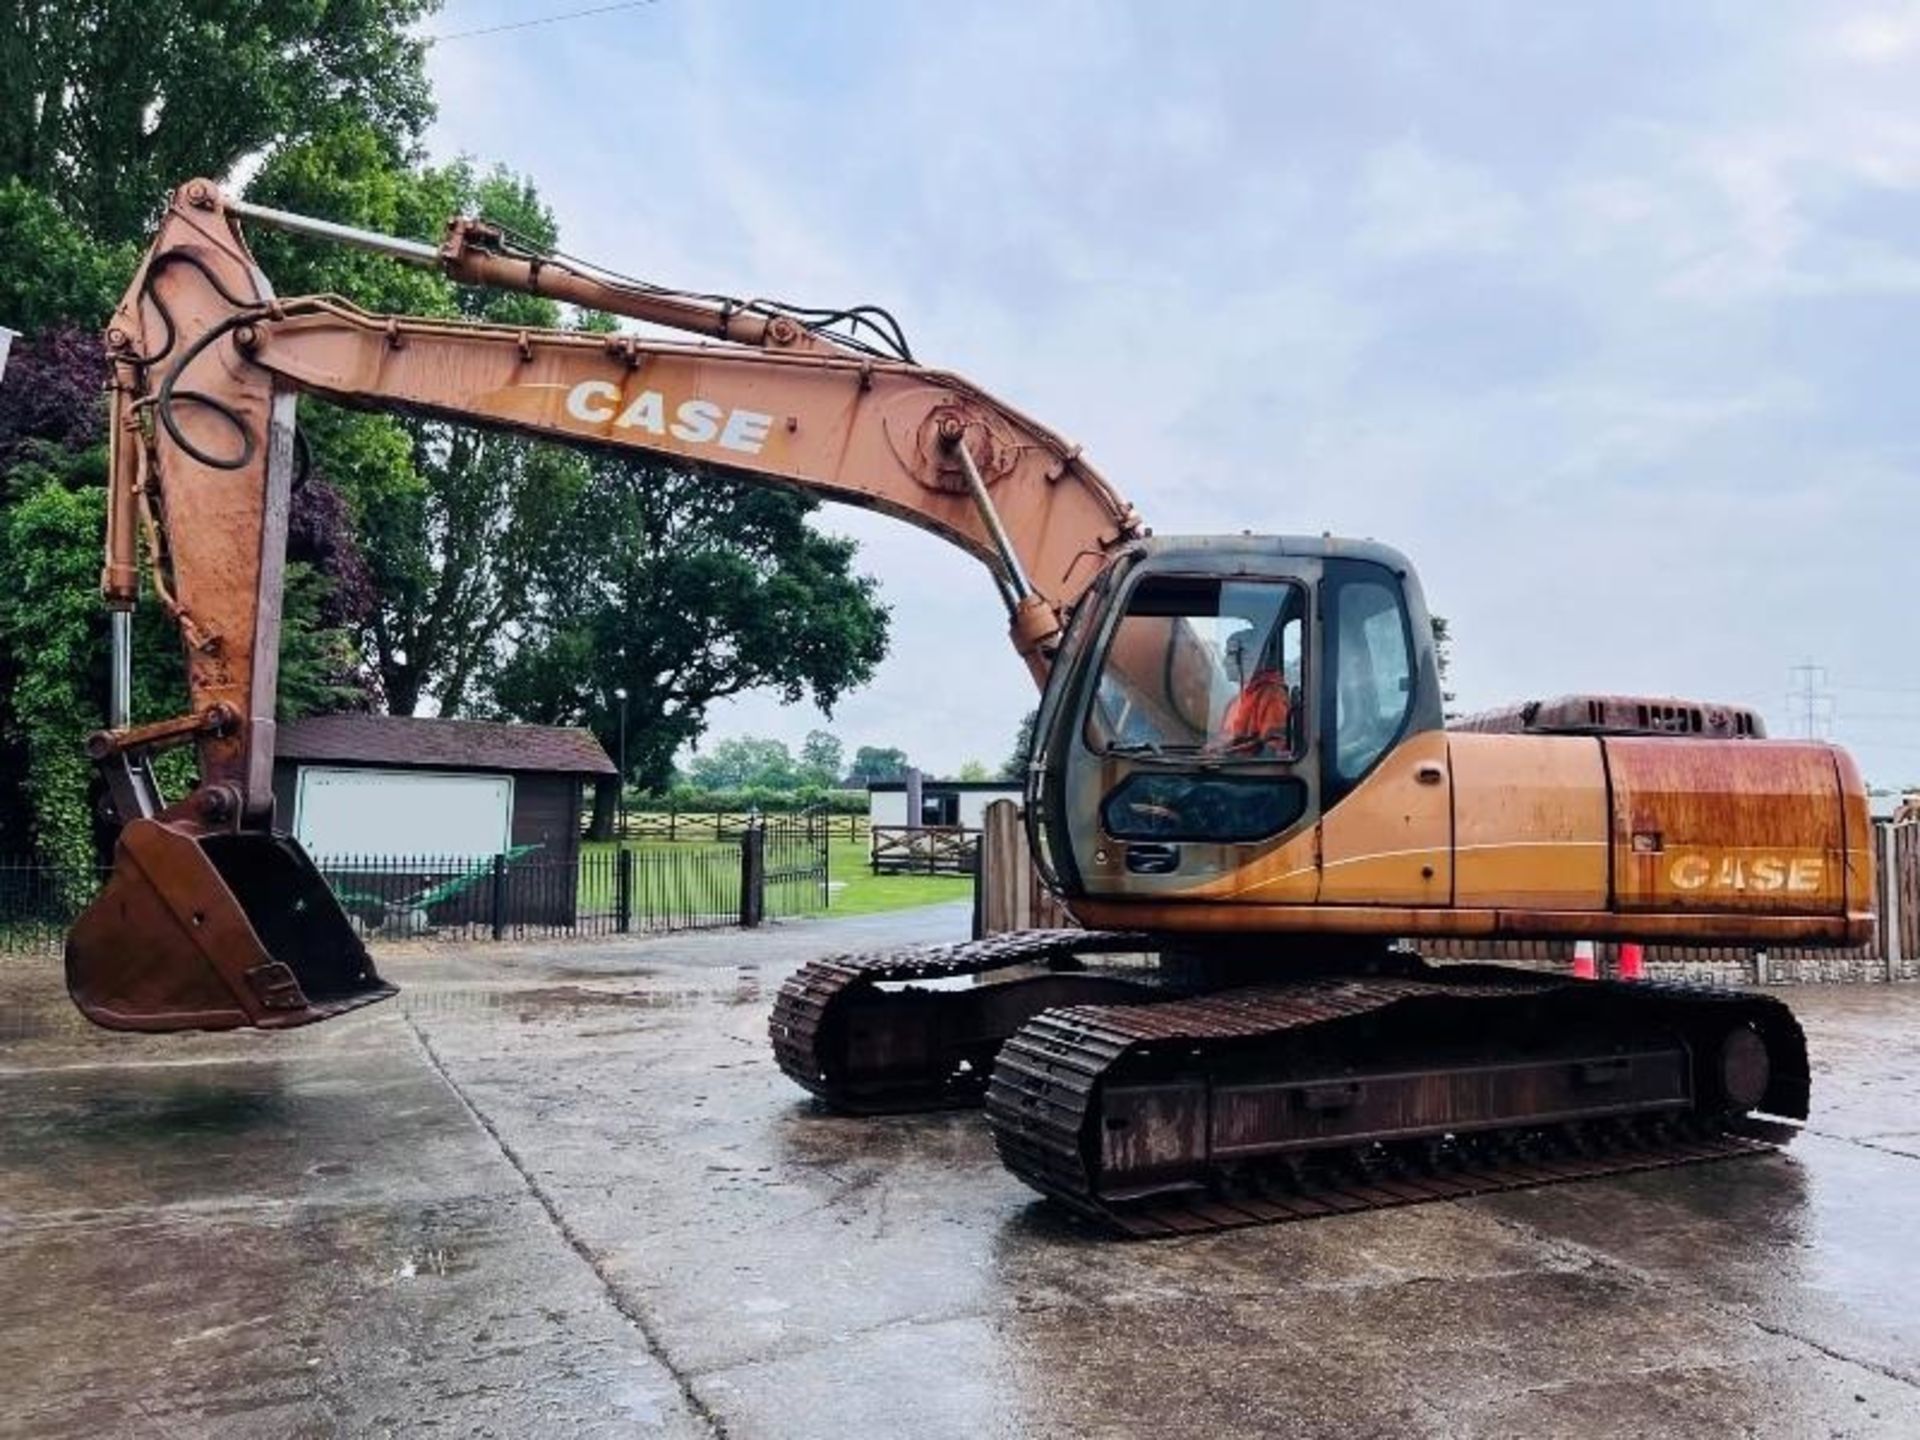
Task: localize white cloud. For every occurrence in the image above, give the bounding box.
[419,1,1920,787]
[1830,7,1920,63]
[1353,138,1526,261]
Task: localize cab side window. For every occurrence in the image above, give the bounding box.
[1329,576,1413,791]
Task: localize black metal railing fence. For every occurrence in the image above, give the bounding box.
[1,816,831,956]
[318,844,751,942]
[764,808,832,916]
[0,856,110,958]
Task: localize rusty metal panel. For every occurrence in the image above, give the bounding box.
[1451,693,1765,739]
[1837,747,1876,930]
[1897,821,1919,961]
[1606,738,1846,915]
[1099,1082,1208,1194]
[1208,1048,1689,1158]
[1449,733,1609,911]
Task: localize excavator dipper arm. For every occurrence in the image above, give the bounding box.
[69,179,1141,1031]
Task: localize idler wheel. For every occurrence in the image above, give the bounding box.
[1716,1025,1771,1110]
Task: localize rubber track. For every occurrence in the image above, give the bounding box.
[987,970,1803,1236]
[769,928,1152,1110]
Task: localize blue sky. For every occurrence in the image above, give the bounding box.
[423,1,1919,788]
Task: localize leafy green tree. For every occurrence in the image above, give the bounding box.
[956,759,992,782]
[798,730,844,789]
[0,0,436,246]
[0,466,109,871]
[0,471,362,867]
[0,180,136,331]
[492,459,890,832]
[1430,614,1457,718]
[0,327,369,865]
[687,737,799,793]
[242,132,891,755]
[0,0,433,333]
[0,0,434,866]
[0,1,901,868]
[244,132,597,715]
[1000,709,1038,781]
[845,746,910,787]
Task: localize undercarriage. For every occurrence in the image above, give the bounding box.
[770,932,1808,1236]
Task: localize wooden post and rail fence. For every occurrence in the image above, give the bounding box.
[867,825,981,875]
[602,807,870,844]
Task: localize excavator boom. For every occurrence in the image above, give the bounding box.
[72,178,1140,1030]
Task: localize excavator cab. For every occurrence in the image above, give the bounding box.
[1026,535,1445,908]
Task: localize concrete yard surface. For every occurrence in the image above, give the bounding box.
[2,904,1918,1438]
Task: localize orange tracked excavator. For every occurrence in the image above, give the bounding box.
[68,180,1873,1233]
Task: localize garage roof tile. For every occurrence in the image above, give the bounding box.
[277,714,616,777]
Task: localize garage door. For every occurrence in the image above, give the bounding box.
[294,768,514,861]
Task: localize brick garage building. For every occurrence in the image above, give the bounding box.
[271,715,615,930]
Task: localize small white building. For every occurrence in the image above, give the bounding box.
[866,779,1022,831]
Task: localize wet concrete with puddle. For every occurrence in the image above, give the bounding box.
[3,904,1917,1437]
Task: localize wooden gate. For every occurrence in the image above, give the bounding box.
[869,824,979,875]
[972,800,1073,936]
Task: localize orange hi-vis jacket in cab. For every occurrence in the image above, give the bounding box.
[1219,669,1291,755]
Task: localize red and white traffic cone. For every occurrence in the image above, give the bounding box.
[1618,941,1645,982]
[1571,939,1597,980]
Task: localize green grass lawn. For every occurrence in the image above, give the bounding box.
[819,836,974,916]
[576,836,971,919]
[574,838,742,919]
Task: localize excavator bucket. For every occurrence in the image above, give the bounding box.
[66,817,397,1032]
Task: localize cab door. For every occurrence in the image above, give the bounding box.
[1315,559,1453,906]
[1032,547,1325,904]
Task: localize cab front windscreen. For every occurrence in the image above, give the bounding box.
[1085,576,1305,761]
